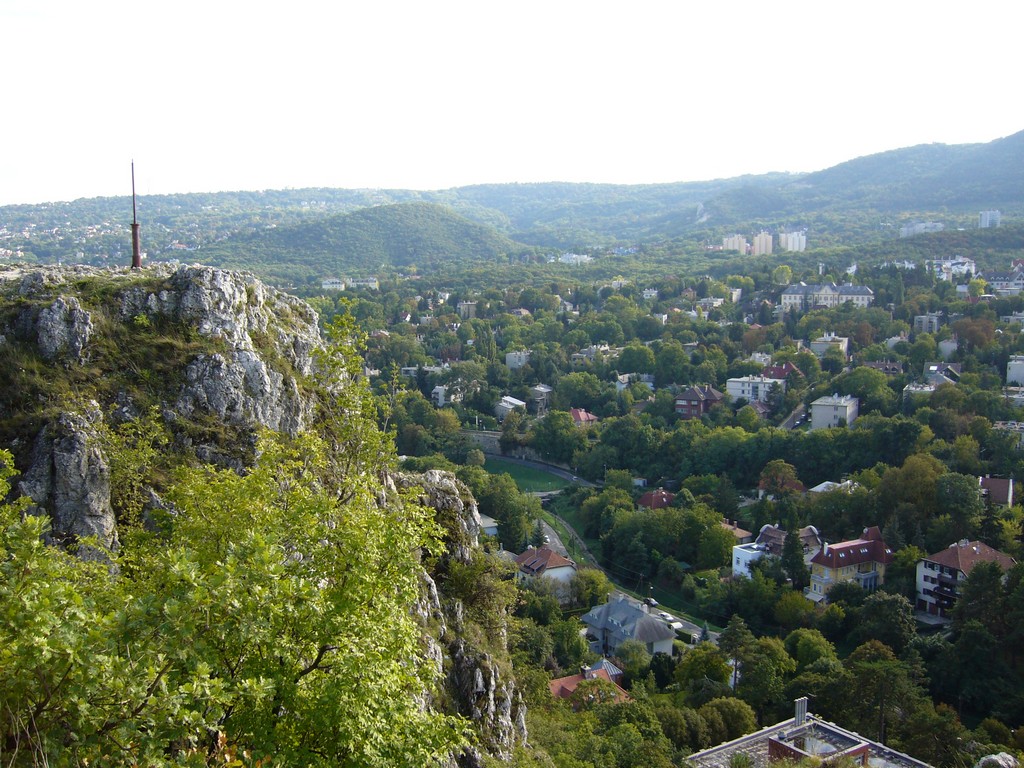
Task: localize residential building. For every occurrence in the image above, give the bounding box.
[637,489,675,510]
[530,383,553,415]
[809,332,849,358]
[806,526,893,602]
[809,394,859,430]
[1008,356,1024,386]
[581,594,677,657]
[979,210,1002,228]
[916,539,1015,617]
[863,361,904,376]
[515,546,578,600]
[400,364,447,378]
[505,350,531,369]
[930,256,976,281]
[478,513,499,538]
[642,288,659,300]
[1003,389,1024,409]
[924,362,961,385]
[548,665,629,705]
[762,361,800,380]
[494,395,526,421]
[981,268,1024,296]
[752,231,773,256]
[674,385,725,419]
[430,384,462,408]
[778,231,807,252]
[726,374,786,403]
[914,313,943,334]
[1000,311,1024,327]
[733,524,822,580]
[347,277,379,290]
[569,408,599,427]
[687,698,932,768]
[321,278,345,291]
[456,301,477,319]
[780,283,874,312]
[979,476,1014,506]
[722,519,753,545]
[900,221,944,238]
[723,234,748,253]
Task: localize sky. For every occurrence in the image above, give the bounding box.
[2,0,1022,206]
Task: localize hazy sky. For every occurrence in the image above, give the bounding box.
[3,0,1021,206]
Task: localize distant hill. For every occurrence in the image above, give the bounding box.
[1,130,1021,277]
[198,201,527,283]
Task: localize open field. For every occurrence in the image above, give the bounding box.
[482,457,570,492]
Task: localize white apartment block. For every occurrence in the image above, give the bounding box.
[723,234,748,253]
[726,375,786,403]
[505,350,531,369]
[1008,356,1024,386]
[979,210,1002,228]
[752,231,773,256]
[778,231,807,252]
[810,394,859,430]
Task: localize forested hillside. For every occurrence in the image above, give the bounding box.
[198,201,529,284]
[2,130,1021,282]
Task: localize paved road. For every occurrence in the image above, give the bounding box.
[485,454,598,487]
[780,404,806,430]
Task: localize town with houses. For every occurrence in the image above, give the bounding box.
[291,208,1024,767]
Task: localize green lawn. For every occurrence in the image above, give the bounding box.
[482,457,570,493]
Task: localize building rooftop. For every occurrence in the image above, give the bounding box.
[687,701,932,768]
[926,539,1015,575]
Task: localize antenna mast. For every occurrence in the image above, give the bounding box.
[131,161,142,270]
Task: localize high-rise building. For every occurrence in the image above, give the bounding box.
[979,210,1002,228]
[722,234,748,253]
[778,231,807,252]
[752,231,773,256]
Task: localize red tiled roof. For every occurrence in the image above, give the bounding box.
[926,540,1015,576]
[638,490,675,510]
[570,408,599,425]
[763,362,800,379]
[548,668,630,702]
[516,546,576,576]
[810,526,893,569]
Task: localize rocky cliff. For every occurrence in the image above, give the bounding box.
[0,263,526,765]
[0,263,323,547]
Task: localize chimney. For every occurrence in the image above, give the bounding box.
[795,696,808,726]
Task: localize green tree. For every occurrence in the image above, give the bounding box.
[781,528,810,590]
[699,697,757,742]
[843,640,925,744]
[737,637,796,722]
[530,518,547,548]
[675,643,732,704]
[0,435,468,766]
[718,615,756,690]
[854,592,917,654]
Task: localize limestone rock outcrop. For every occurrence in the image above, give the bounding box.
[402,470,527,767]
[17,406,118,554]
[1,264,324,552]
